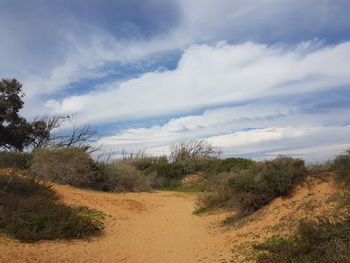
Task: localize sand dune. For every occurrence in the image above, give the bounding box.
[0,184,232,263]
[0,175,339,263]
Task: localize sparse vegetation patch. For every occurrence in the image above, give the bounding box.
[0,172,104,242]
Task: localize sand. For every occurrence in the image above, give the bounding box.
[0,174,340,263]
[0,184,233,263]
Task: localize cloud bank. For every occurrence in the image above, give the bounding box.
[1,0,350,161]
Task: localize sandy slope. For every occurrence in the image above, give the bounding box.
[0,184,233,263]
[0,175,340,263]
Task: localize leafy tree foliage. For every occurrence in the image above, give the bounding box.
[0,79,31,151]
[0,78,97,152]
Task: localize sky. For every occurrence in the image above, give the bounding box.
[1,0,350,162]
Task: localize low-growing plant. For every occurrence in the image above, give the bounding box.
[0,172,103,242]
[215,157,255,174]
[169,139,220,162]
[333,149,350,181]
[196,156,306,216]
[126,155,168,171]
[97,162,151,192]
[196,174,237,209]
[145,157,222,189]
[29,147,94,188]
[254,218,350,263]
[0,151,32,169]
[146,162,186,184]
[229,156,306,215]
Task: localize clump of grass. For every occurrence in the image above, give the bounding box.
[93,162,151,192]
[197,156,306,216]
[214,158,255,174]
[0,172,104,242]
[254,218,350,263]
[0,151,32,169]
[29,147,95,188]
[333,149,350,182]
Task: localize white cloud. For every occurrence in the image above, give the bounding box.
[43,41,350,124]
[96,99,350,162]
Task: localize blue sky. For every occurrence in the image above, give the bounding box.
[1,0,350,162]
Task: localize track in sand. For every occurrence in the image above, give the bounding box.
[0,184,233,263]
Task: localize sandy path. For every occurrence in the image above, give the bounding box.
[0,184,233,263]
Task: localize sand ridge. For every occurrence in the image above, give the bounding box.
[0,174,340,263]
[0,183,232,263]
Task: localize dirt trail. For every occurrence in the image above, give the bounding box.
[0,176,340,263]
[0,184,233,263]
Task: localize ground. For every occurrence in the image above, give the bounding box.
[0,175,340,263]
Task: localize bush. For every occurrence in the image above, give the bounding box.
[96,162,151,192]
[215,158,254,174]
[29,148,94,188]
[197,157,306,216]
[146,162,186,179]
[229,157,306,215]
[178,157,221,175]
[170,140,220,162]
[196,174,236,209]
[145,157,222,189]
[126,156,168,171]
[333,149,350,180]
[255,218,350,263]
[0,172,103,242]
[0,151,32,169]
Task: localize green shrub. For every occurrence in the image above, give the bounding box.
[255,218,350,263]
[146,162,186,179]
[96,162,151,192]
[145,157,221,189]
[215,158,254,173]
[333,149,350,180]
[0,172,103,242]
[0,151,32,169]
[170,140,220,162]
[196,174,237,209]
[29,148,94,188]
[197,156,306,216]
[178,157,221,175]
[229,157,306,215]
[163,178,182,190]
[126,156,168,171]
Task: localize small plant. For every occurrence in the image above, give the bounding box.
[0,172,104,242]
[29,147,94,188]
[0,151,33,169]
[196,156,306,216]
[215,158,254,174]
[254,218,350,263]
[96,162,151,192]
[170,139,220,162]
[333,149,350,181]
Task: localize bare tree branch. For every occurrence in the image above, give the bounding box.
[170,139,221,162]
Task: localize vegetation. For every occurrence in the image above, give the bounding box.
[29,147,95,188]
[3,77,350,260]
[254,217,350,263]
[253,150,350,263]
[197,157,306,216]
[0,172,104,242]
[333,149,350,181]
[169,139,220,162]
[0,79,32,151]
[0,151,33,169]
[93,162,151,192]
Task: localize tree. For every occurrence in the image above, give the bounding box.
[0,78,98,152]
[0,79,31,151]
[170,139,221,162]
